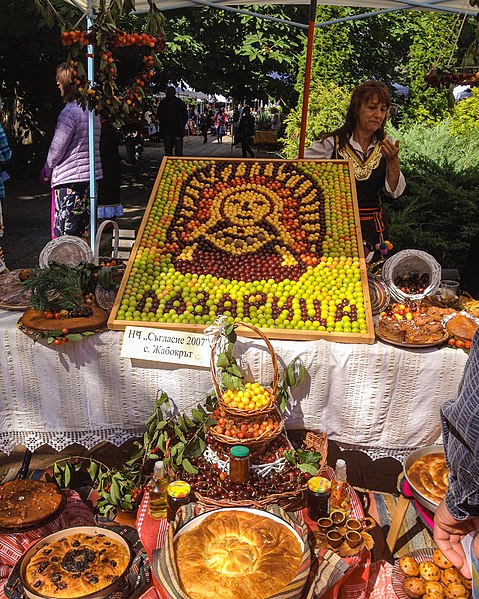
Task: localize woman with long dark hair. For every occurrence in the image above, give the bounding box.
[305,81,405,260]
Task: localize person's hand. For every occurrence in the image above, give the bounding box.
[433,500,479,578]
[380,137,400,163]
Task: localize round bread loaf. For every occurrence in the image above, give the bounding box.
[25,532,130,598]
[174,510,303,599]
[419,561,441,581]
[407,453,448,505]
[0,479,63,529]
[399,556,421,577]
[434,548,453,570]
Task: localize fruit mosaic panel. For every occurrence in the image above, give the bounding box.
[109,158,374,342]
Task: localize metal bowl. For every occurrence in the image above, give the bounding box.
[18,526,133,599]
[403,445,446,513]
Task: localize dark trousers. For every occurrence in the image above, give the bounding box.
[241,137,254,158]
[163,135,184,156]
[201,126,208,143]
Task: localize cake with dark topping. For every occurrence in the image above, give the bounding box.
[25,532,130,598]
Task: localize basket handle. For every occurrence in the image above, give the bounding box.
[93,220,120,265]
[210,321,279,402]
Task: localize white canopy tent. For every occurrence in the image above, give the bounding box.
[63,0,477,248]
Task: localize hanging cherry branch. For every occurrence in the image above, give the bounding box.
[34,0,166,119]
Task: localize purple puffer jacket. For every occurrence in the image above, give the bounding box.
[45,101,103,187]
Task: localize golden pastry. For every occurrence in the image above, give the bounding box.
[174,510,303,599]
[444,582,468,598]
[424,580,444,596]
[407,454,448,506]
[434,548,453,570]
[0,479,63,529]
[403,576,426,598]
[419,561,442,582]
[399,556,421,577]
[441,568,462,586]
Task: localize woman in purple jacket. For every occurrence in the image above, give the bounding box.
[43,64,102,238]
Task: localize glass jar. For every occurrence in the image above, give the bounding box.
[307,476,331,521]
[229,446,250,484]
[166,480,191,522]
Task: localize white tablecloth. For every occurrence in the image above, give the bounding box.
[0,310,469,458]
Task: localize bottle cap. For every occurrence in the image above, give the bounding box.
[167,480,191,498]
[154,460,165,476]
[307,476,331,494]
[335,459,347,480]
[230,446,250,457]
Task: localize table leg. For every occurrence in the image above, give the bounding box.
[386,494,410,553]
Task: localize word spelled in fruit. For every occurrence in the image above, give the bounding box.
[222,382,272,410]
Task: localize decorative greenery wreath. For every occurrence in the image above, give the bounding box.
[35,0,166,119]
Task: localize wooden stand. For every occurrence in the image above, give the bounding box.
[386,474,411,553]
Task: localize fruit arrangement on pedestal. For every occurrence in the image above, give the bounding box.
[110,157,374,342]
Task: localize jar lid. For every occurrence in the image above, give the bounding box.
[167,480,191,498]
[230,446,250,457]
[307,476,331,493]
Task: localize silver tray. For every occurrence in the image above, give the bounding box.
[403,445,446,513]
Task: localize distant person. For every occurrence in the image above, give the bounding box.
[156,87,188,156]
[42,63,102,238]
[232,103,242,145]
[0,122,12,269]
[199,110,210,144]
[434,328,479,580]
[214,108,226,144]
[97,112,123,220]
[237,105,255,158]
[270,106,281,132]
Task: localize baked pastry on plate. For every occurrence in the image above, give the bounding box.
[0,479,64,530]
[174,509,303,599]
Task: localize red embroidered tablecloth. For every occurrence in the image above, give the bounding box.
[0,490,95,598]
[136,468,372,599]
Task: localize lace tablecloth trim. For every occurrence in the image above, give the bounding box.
[0,428,144,455]
[333,441,443,462]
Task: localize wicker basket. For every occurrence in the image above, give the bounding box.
[382,249,442,303]
[211,321,278,417]
[194,431,328,511]
[39,236,93,269]
[208,413,284,453]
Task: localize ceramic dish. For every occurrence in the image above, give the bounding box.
[18,526,133,599]
[375,324,449,349]
[391,547,435,599]
[403,445,446,513]
[0,269,32,310]
[368,273,390,315]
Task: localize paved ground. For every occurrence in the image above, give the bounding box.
[2,132,280,269]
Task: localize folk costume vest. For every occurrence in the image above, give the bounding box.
[331,136,387,247]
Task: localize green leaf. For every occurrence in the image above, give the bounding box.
[64,463,72,487]
[66,333,83,342]
[283,450,297,465]
[88,461,99,481]
[297,449,323,464]
[228,363,243,378]
[110,478,121,502]
[182,457,198,474]
[216,352,230,368]
[191,408,205,422]
[298,463,319,475]
[205,417,217,427]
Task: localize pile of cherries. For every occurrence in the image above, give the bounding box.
[177,457,311,501]
[394,272,430,294]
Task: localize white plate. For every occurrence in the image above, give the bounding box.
[173,507,304,551]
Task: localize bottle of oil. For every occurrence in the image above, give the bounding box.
[329,458,351,516]
[148,460,168,520]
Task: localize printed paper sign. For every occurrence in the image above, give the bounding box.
[121,326,211,367]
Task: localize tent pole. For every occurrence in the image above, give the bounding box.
[87,7,96,253]
[298,0,317,159]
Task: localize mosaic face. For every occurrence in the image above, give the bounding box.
[114,159,368,335]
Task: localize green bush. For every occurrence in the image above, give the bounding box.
[282,82,351,158]
[385,122,479,271]
[449,88,479,135]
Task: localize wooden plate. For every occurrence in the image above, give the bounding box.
[0,269,32,310]
[21,305,109,333]
[375,324,449,349]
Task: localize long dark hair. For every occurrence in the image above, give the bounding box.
[321,80,391,150]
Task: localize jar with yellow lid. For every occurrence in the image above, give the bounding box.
[167,480,191,522]
[307,476,331,521]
